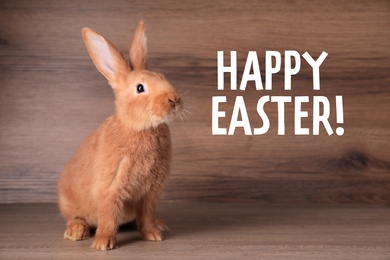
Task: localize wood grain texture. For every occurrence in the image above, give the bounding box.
[0,202,389,259]
[0,0,389,203]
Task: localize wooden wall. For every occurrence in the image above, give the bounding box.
[0,0,389,204]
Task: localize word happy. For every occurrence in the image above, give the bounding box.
[212,51,344,136]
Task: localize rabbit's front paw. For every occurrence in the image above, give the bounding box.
[64,219,90,241]
[141,229,163,241]
[91,235,117,250]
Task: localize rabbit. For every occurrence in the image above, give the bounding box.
[57,20,182,251]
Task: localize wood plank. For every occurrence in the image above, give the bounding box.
[0,203,389,259]
[0,0,389,203]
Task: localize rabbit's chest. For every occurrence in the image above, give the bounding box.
[121,133,166,162]
[119,133,170,186]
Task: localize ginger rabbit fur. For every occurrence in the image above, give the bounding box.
[57,21,182,251]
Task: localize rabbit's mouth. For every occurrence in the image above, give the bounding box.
[149,96,183,127]
[155,101,183,125]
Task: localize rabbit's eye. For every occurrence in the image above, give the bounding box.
[136,84,145,94]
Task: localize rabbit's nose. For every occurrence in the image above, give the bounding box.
[168,97,182,109]
[168,99,176,108]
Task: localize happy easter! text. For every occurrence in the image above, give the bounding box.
[212,51,344,136]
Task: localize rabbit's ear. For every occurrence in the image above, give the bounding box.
[82,28,129,86]
[129,20,148,70]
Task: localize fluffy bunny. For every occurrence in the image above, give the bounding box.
[57,21,182,250]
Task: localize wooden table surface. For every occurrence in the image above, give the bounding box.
[0,202,389,259]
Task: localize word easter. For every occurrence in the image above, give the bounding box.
[212,51,345,136]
